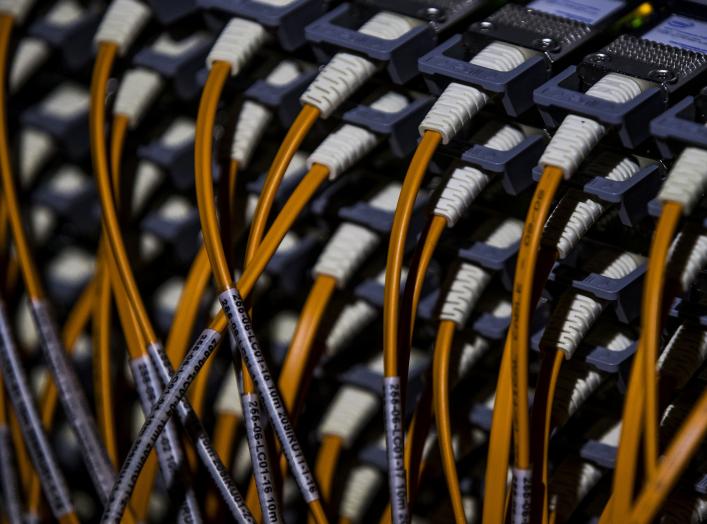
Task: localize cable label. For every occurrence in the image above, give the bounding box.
[130,357,185,483]
[528,0,623,25]
[147,337,254,524]
[30,299,115,500]
[511,467,532,524]
[0,301,74,518]
[219,288,319,503]
[104,329,229,523]
[383,376,408,524]
[644,15,707,54]
[242,393,282,523]
[0,425,24,524]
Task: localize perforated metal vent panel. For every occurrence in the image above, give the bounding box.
[487,3,591,48]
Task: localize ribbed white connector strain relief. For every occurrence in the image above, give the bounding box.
[668,229,707,292]
[542,292,604,358]
[369,91,408,113]
[0,0,34,23]
[206,18,268,76]
[340,466,382,522]
[19,129,53,186]
[469,41,536,72]
[307,124,378,179]
[660,401,691,441]
[484,124,525,151]
[543,189,605,259]
[590,73,652,103]
[207,18,267,75]
[433,126,525,226]
[230,100,272,168]
[300,53,377,119]
[666,494,707,524]
[358,11,421,40]
[318,387,378,445]
[659,146,707,214]
[440,263,491,327]
[434,167,490,227]
[583,154,641,182]
[265,60,301,86]
[549,460,602,523]
[657,324,707,390]
[95,0,150,54]
[483,218,523,249]
[419,42,532,143]
[540,74,650,178]
[10,38,49,93]
[368,183,402,212]
[114,68,163,126]
[539,115,605,178]
[215,371,242,416]
[419,83,488,144]
[663,492,707,524]
[585,323,633,352]
[554,364,603,424]
[313,223,379,287]
[456,335,489,381]
[325,300,376,355]
[584,250,645,280]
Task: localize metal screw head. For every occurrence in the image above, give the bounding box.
[586,53,609,64]
[479,20,493,31]
[534,37,558,51]
[649,68,677,83]
[423,6,445,22]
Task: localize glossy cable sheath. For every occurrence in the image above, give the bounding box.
[0,376,22,524]
[195,62,317,522]
[628,388,707,524]
[0,15,117,504]
[483,246,558,524]
[508,167,563,523]
[91,43,247,523]
[529,350,564,524]
[641,201,682,481]
[0,300,78,523]
[383,130,442,524]
[433,319,465,524]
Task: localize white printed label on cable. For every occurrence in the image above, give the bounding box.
[219,288,319,503]
[0,302,74,518]
[242,393,282,523]
[528,0,623,25]
[511,467,532,524]
[30,299,115,499]
[643,15,707,54]
[0,425,26,524]
[383,376,408,524]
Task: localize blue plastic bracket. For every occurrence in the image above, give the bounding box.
[418,35,549,117]
[199,0,324,51]
[245,69,318,126]
[534,66,665,149]
[462,134,546,195]
[343,96,433,157]
[21,95,89,160]
[133,35,213,101]
[304,3,436,84]
[29,10,101,71]
[651,95,707,158]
